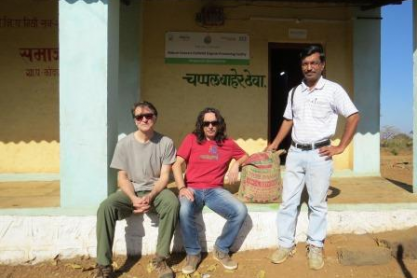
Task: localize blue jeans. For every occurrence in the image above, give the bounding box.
[277,146,333,248]
[179,187,248,255]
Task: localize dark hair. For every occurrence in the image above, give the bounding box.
[193,107,227,144]
[131,101,158,118]
[300,44,325,63]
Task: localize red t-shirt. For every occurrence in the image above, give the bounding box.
[177,133,246,189]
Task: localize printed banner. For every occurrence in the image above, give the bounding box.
[165,32,249,65]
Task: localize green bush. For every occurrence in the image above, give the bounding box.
[381,132,412,152]
[390,148,398,156]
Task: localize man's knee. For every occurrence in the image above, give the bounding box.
[97,197,113,215]
[179,197,193,217]
[234,201,248,221]
[158,189,180,211]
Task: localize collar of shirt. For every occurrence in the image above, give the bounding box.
[301,76,325,93]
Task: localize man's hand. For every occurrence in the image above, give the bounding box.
[319,113,360,159]
[131,195,151,213]
[266,119,293,152]
[179,187,194,202]
[318,145,343,158]
[226,163,240,184]
[264,143,278,152]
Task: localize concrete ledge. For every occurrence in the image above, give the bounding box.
[1,207,417,264]
[0,174,60,182]
[0,169,380,182]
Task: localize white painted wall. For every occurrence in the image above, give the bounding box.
[59,0,120,207]
[118,1,142,139]
[352,8,382,175]
[413,0,417,193]
[1,208,417,264]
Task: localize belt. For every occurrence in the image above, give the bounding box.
[291,139,330,151]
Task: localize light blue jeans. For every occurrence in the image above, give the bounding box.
[277,146,333,248]
[179,187,248,255]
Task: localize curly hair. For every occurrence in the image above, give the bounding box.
[193,107,227,145]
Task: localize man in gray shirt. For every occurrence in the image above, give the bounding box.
[95,101,179,278]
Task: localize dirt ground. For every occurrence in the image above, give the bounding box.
[1,148,416,278]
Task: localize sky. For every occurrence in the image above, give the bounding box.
[381,0,413,134]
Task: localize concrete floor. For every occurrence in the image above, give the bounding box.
[0,181,60,208]
[0,176,416,209]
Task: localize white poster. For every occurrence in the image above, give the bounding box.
[165,32,249,65]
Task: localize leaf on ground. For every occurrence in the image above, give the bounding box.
[65,263,83,269]
[257,270,266,278]
[24,257,36,264]
[171,265,179,272]
[50,260,58,266]
[205,264,217,272]
[146,262,154,274]
[50,254,60,266]
[80,255,90,261]
[192,271,202,278]
[176,274,191,278]
[375,238,389,248]
[81,264,95,272]
[111,261,119,270]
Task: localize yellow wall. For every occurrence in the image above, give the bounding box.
[0,0,358,173]
[0,0,59,173]
[141,1,355,169]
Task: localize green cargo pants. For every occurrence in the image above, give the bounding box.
[96,189,180,266]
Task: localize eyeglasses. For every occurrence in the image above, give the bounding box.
[301,61,322,69]
[134,113,154,121]
[203,121,219,127]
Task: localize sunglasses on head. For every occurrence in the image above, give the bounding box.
[203,121,219,127]
[134,113,154,121]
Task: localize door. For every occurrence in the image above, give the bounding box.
[268,43,310,164]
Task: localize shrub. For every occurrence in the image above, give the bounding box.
[390,148,398,156]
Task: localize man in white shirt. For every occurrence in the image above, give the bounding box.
[267,45,360,270]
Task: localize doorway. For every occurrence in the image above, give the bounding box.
[268,43,310,164]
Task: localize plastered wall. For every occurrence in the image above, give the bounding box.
[141,1,355,169]
[0,0,58,173]
[0,0,362,173]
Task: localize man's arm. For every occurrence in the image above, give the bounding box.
[227,154,249,184]
[117,170,150,213]
[146,164,172,202]
[319,113,360,158]
[266,119,293,151]
[172,156,194,201]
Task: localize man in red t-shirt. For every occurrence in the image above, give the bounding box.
[173,107,249,275]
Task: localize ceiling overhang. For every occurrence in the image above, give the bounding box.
[234,0,407,11]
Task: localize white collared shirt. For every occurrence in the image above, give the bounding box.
[283,76,358,144]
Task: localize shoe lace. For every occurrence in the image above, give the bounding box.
[152,258,168,272]
[278,246,292,255]
[307,245,322,257]
[98,265,113,276]
[187,255,199,264]
[218,250,233,263]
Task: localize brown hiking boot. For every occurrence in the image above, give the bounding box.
[94,264,113,278]
[213,247,238,270]
[182,253,202,274]
[271,245,296,264]
[151,257,174,278]
[307,245,324,270]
